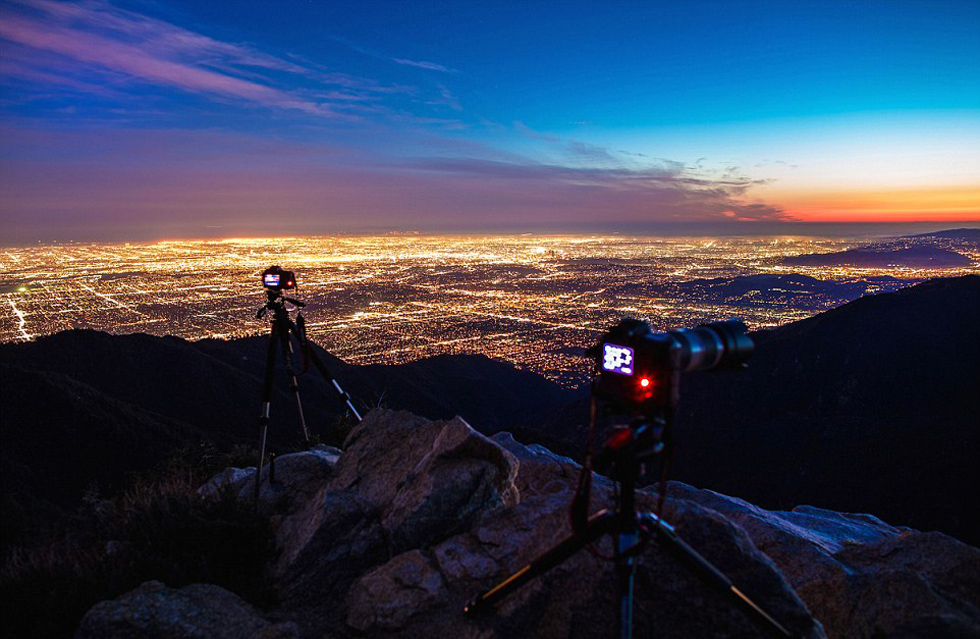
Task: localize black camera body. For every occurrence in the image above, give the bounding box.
[591,318,753,415]
[262,265,296,291]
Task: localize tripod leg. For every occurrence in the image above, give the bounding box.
[279,322,310,442]
[616,531,637,639]
[254,327,279,505]
[615,465,640,639]
[637,513,793,638]
[464,510,617,616]
[305,340,363,421]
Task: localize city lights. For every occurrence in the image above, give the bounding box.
[1,234,976,386]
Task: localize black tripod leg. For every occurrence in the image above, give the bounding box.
[637,513,794,638]
[305,341,363,421]
[464,510,617,616]
[616,530,638,639]
[254,327,279,504]
[279,322,310,442]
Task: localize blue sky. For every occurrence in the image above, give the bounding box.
[1,0,978,243]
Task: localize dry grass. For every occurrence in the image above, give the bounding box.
[0,450,274,639]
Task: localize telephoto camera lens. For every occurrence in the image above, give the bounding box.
[668,319,753,372]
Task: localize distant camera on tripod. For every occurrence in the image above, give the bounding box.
[589,318,753,412]
[262,265,296,291]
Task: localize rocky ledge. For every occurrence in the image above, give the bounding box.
[78,410,980,639]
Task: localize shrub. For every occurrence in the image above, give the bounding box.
[0,460,274,639]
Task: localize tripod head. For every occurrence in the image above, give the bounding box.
[591,418,665,476]
[257,287,305,320]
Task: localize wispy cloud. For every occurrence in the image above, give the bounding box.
[396,155,789,223]
[514,120,560,142]
[567,141,617,163]
[393,58,455,73]
[0,0,402,117]
[425,84,462,111]
[326,34,456,74]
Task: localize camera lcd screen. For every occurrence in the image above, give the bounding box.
[602,343,634,375]
[264,273,281,287]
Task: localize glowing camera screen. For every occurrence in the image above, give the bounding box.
[602,343,634,375]
[264,273,281,287]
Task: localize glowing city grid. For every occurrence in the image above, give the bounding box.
[2,235,977,386]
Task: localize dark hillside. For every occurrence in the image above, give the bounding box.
[0,330,575,550]
[0,363,207,548]
[907,227,980,241]
[783,244,971,267]
[0,330,574,442]
[538,275,980,544]
[334,353,572,432]
[0,331,333,444]
[676,275,980,543]
[3,276,976,550]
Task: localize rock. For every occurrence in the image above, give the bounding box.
[491,431,608,497]
[346,549,448,631]
[665,483,980,639]
[197,445,341,516]
[316,417,823,639]
[377,415,519,554]
[198,466,254,500]
[276,410,519,589]
[74,580,297,639]
[274,487,387,602]
[801,532,980,639]
[352,483,825,639]
[242,446,341,516]
[142,410,977,639]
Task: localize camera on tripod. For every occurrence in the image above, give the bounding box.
[466,317,795,638]
[252,264,363,507]
[262,265,296,291]
[590,318,753,414]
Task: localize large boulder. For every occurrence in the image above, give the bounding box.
[666,483,980,639]
[342,480,823,639]
[80,410,976,639]
[273,411,519,604]
[74,581,298,639]
[272,411,824,639]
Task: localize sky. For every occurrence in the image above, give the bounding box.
[0,0,978,243]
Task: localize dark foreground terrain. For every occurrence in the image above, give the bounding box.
[1,275,979,638]
[9,410,980,639]
[0,330,573,551]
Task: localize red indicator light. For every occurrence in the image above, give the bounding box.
[608,429,634,450]
[639,377,651,388]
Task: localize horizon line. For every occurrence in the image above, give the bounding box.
[3,221,980,250]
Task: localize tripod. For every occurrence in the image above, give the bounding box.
[464,408,795,639]
[253,289,362,503]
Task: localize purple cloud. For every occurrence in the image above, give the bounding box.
[394,155,789,224]
[0,0,406,117]
[0,126,789,244]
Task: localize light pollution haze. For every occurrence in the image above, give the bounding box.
[0,0,978,245]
